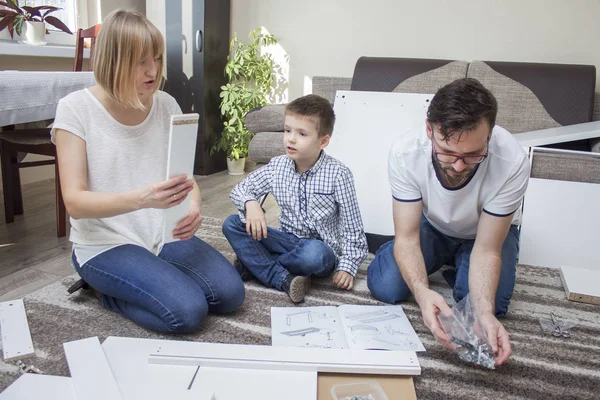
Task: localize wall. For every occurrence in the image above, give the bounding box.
[101,0,146,19]
[230,0,600,100]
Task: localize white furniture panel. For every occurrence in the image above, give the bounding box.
[327,91,432,236]
[519,178,600,269]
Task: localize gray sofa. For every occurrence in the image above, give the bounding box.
[246,57,600,161]
[245,57,600,251]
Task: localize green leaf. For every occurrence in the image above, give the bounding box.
[12,13,23,36]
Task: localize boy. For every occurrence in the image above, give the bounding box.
[222,94,368,303]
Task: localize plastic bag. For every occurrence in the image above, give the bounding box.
[437,295,496,369]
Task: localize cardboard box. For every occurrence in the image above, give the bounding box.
[318,373,417,400]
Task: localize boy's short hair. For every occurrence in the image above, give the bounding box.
[285,94,335,137]
[93,10,164,109]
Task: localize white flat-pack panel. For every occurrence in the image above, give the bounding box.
[147,337,421,375]
[519,178,600,269]
[327,91,432,236]
[559,265,600,306]
[102,336,207,400]
[0,373,75,400]
[64,337,123,400]
[162,113,200,243]
[0,299,34,361]
[513,120,600,147]
[191,367,317,400]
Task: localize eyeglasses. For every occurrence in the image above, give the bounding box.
[432,142,488,165]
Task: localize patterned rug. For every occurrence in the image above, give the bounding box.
[1,216,599,399]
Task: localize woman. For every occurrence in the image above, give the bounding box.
[52,10,244,333]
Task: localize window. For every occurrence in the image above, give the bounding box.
[0,0,90,45]
[21,0,77,34]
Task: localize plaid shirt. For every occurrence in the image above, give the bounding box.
[230,151,368,276]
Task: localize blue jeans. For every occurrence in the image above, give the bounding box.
[367,215,519,317]
[222,214,336,290]
[72,236,245,333]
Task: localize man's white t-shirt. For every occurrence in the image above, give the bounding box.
[51,88,182,264]
[388,124,530,239]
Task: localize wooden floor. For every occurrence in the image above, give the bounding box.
[0,165,280,301]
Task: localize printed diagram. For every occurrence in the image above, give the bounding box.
[275,308,343,349]
[350,325,380,336]
[271,305,426,351]
[340,306,426,351]
[345,310,402,324]
[286,310,313,326]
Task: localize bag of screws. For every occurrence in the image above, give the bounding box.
[437,295,496,369]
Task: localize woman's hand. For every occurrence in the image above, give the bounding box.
[137,175,194,210]
[173,201,203,240]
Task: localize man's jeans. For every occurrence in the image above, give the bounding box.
[222,215,336,290]
[367,215,519,317]
[72,236,245,333]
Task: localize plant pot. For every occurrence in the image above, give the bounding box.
[21,21,46,45]
[226,157,246,175]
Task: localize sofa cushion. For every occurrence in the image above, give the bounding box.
[592,93,600,153]
[245,104,286,134]
[467,61,562,134]
[248,131,285,163]
[392,60,469,94]
[351,57,465,92]
[468,61,596,133]
[531,149,600,183]
[312,76,352,104]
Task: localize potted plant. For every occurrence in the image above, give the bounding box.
[0,0,72,45]
[211,28,278,175]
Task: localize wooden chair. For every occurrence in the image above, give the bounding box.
[0,24,101,237]
[73,24,101,72]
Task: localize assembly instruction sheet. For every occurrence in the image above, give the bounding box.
[271,304,425,351]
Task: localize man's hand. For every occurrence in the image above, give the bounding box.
[332,271,354,290]
[245,200,268,240]
[478,313,512,366]
[173,202,203,240]
[415,288,454,349]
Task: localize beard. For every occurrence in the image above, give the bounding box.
[434,158,477,188]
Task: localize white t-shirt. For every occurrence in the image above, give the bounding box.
[388,124,530,239]
[51,88,182,264]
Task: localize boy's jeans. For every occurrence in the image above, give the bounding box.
[222,215,336,290]
[72,236,245,333]
[367,215,519,317]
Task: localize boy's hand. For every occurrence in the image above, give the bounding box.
[333,271,354,290]
[245,200,268,240]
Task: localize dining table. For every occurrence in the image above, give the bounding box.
[0,70,96,126]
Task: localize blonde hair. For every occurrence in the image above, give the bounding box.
[93,10,164,109]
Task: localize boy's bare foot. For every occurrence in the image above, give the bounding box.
[282,274,308,303]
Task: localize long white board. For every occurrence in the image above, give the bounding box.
[64,337,123,400]
[513,120,600,147]
[162,113,200,243]
[147,338,421,375]
[0,299,34,361]
[327,91,432,235]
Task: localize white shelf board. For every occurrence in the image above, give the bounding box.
[513,120,600,147]
[0,39,90,59]
[0,299,34,361]
[148,338,421,375]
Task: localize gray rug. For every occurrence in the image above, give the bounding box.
[1,216,599,399]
